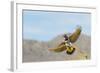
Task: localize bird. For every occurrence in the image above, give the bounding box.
[49,26,87,58]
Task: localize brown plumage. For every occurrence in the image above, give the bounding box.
[49,43,66,52]
[49,26,82,54]
[69,26,82,43]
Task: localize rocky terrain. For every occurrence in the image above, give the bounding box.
[22,34,91,62]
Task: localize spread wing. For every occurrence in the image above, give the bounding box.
[69,26,82,43]
[49,42,66,52]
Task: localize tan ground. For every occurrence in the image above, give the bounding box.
[22,34,91,62]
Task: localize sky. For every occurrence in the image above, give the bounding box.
[23,10,91,41]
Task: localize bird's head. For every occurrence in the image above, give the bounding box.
[63,34,69,41]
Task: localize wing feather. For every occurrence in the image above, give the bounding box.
[69,26,82,43]
[49,43,66,52]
